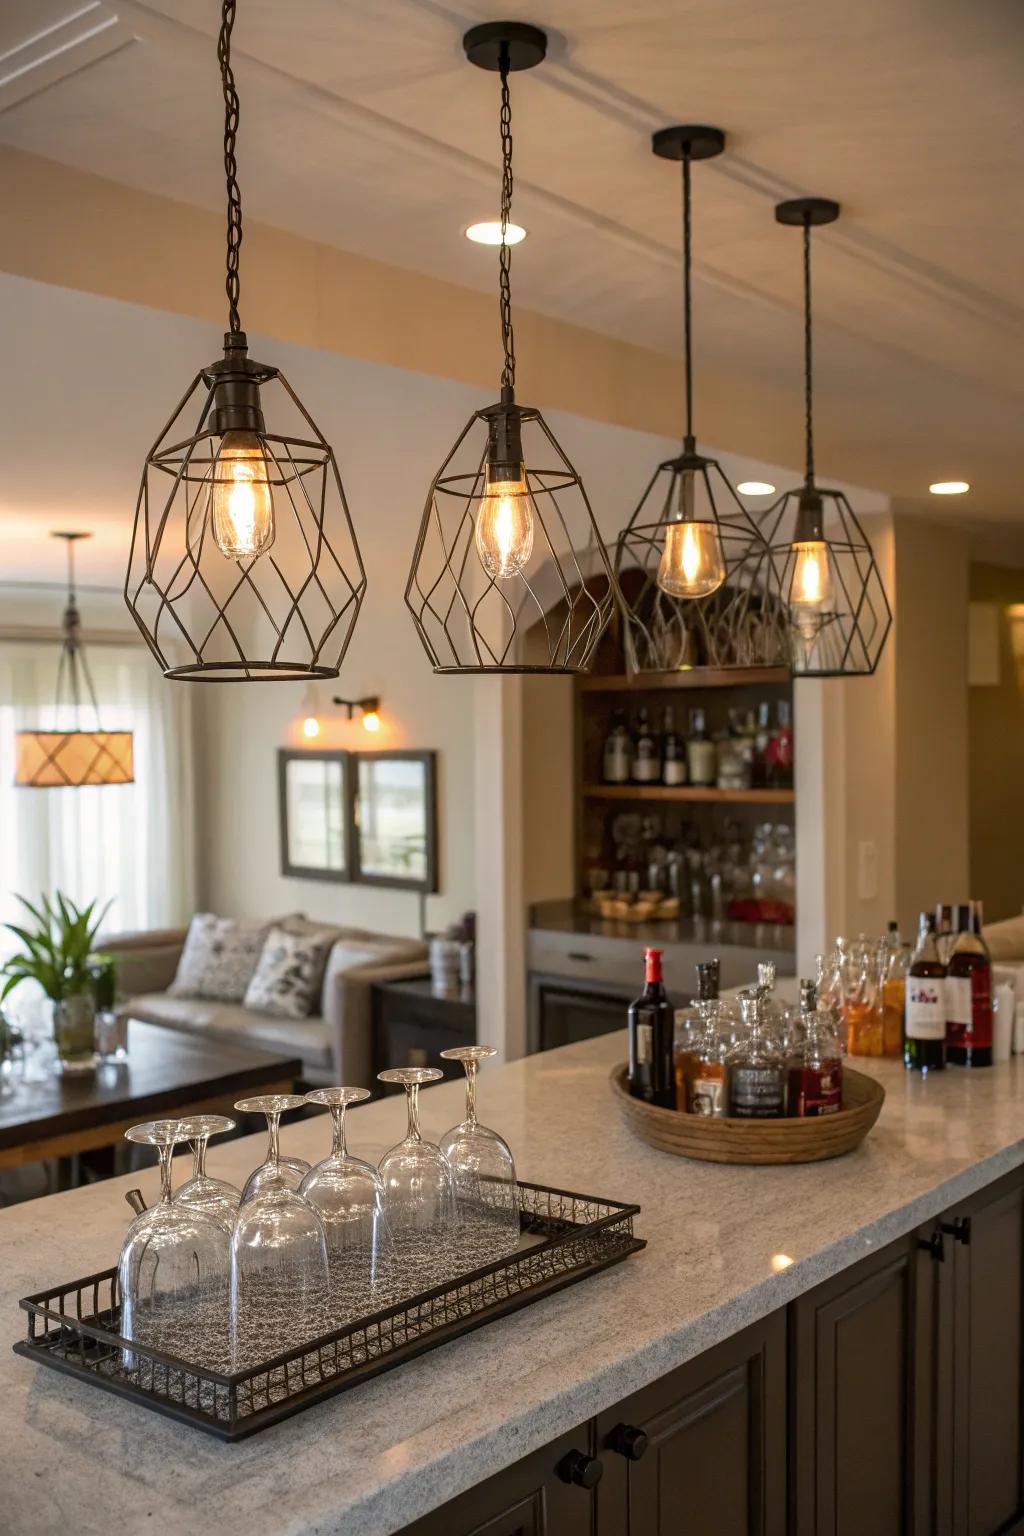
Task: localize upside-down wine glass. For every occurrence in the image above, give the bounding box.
[239,1092,311,1202]
[377,1067,455,1287]
[439,1046,519,1263]
[299,1087,392,1317]
[231,1095,329,1368]
[173,1114,241,1227]
[118,1119,232,1371]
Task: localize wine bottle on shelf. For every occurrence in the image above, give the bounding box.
[946,900,993,1068]
[686,708,717,787]
[627,947,675,1107]
[751,702,772,788]
[904,912,946,1074]
[766,700,794,789]
[661,706,687,786]
[632,707,661,784]
[602,709,633,784]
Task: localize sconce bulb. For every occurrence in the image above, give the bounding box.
[302,716,321,740]
[789,539,834,638]
[210,430,275,560]
[362,710,381,734]
[474,465,534,580]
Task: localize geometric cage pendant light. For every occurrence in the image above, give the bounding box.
[614,126,784,676]
[16,533,134,787]
[125,0,366,682]
[760,198,892,677]
[404,22,616,674]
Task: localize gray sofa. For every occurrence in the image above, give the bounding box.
[104,922,428,1084]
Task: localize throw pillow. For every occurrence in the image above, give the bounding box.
[244,926,333,1019]
[168,914,273,1003]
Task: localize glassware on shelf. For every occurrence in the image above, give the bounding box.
[377,1067,455,1280]
[231,1096,329,1369]
[438,1046,519,1262]
[238,1093,311,1202]
[117,1119,232,1371]
[299,1087,392,1316]
[173,1114,241,1227]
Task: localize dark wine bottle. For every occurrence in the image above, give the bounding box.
[904,912,946,1074]
[627,947,675,1107]
[946,900,993,1068]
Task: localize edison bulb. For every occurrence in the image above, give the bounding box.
[302,716,321,740]
[789,540,833,638]
[657,520,726,598]
[211,431,275,560]
[474,466,533,580]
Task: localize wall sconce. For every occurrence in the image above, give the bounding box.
[300,684,322,739]
[333,695,382,733]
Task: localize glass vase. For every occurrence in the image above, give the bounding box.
[53,992,97,1074]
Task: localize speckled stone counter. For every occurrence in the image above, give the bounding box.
[4,1032,1024,1536]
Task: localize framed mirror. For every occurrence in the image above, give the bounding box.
[352,751,438,892]
[278,750,349,881]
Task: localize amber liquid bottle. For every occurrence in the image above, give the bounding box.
[684,961,725,1116]
[946,902,993,1068]
[904,912,946,1074]
[628,947,675,1106]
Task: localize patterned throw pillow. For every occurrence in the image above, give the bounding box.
[244,927,333,1019]
[168,914,273,1003]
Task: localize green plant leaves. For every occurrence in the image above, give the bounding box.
[1,890,113,1001]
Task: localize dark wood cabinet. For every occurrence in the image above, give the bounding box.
[371,976,475,1082]
[532,980,630,1053]
[596,1312,786,1536]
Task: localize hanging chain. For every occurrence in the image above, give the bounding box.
[803,214,815,484]
[218,0,243,336]
[681,149,693,444]
[498,54,516,393]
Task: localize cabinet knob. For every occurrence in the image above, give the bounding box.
[557,1450,604,1489]
[918,1228,945,1263]
[609,1422,649,1461]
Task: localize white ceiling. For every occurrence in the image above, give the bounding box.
[0,0,1022,524]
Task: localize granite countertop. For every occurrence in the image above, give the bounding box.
[529,897,795,953]
[5,1034,1024,1535]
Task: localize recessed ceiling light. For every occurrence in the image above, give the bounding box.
[737,480,776,496]
[929,480,969,495]
[465,220,527,246]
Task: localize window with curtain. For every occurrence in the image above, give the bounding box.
[0,638,196,959]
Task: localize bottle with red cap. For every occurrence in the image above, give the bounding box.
[627,947,675,1107]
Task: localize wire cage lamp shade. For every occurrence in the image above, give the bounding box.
[405,21,615,674]
[124,0,365,681]
[760,198,892,677]
[16,533,134,788]
[614,126,784,676]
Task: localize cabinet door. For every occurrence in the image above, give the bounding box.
[595,1311,786,1536]
[789,1227,937,1536]
[536,982,628,1052]
[397,1423,599,1536]
[948,1167,1024,1536]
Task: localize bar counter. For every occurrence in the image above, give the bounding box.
[4,1033,1024,1535]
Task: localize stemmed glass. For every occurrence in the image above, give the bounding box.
[377,1067,455,1284]
[439,1046,519,1263]
[238,1093,311,1202]
[173,1114,241,1227]
[231,1096,329,1368]
[299,1087,391,1317]
[117,1120,232,1371]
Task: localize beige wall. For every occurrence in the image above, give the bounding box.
[521,675,575,907]
[967,564,1024,922]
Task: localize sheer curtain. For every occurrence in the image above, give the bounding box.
[0,639,196,957]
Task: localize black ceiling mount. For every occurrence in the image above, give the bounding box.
[652,125,726,162]
[463,21,547,72]
[776,196,841,227]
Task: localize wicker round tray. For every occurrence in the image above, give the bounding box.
[610,1063,884,1165]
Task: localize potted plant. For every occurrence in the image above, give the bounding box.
[1,893,112,1073]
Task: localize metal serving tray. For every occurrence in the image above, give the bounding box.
[14,1180,644,1440]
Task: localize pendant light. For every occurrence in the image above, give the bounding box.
[405,22,615,674]
[615,128,782,676]
[125,0,365,681]
[761,199,892,676]
[16,534,134,788]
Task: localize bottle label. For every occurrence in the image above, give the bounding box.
[729,1065,784,1118]
[663,758,687,786]
[603,743,631,783]
[789,1064,842,1117]
[946,970,993,1050]
[633,751,660,783]
[635,1022,652,1065]
[905,978,946,1041]
[689,1073,724,1116]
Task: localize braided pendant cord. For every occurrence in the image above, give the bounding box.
[498,55,516,393]
[218,0,243,335]
[802,215,815,485]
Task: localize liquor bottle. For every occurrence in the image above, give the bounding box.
[686,708,717,787]
[751,702,772,788]
[787,980,844,1116]
[766,700,794,789]
[602,710,633,784]
[725,990,786,1118]
[661,706,687,786]
[633,707,661,784]
[904,912,946,1074]
[882,920,909,1058]
[682,961,724,1115]
[627,947,675,1107]
[946,901,993,1068]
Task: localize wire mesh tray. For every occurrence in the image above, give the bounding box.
[14,1180,644,1440]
